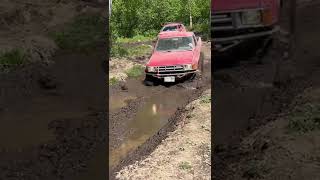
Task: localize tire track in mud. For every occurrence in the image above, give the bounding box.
[109,42,211,179]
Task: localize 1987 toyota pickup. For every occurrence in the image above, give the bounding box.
[144,31,202,85]
[212,0,281,52]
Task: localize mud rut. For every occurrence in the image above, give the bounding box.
[109,42,212,178]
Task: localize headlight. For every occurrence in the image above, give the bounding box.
[184,64,192,70]
[147,66,156,72]
[241,10,261,25]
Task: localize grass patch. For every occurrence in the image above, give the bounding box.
[200,94,211,104]
[111,44,151,58]
[50,14,105,51]
[287,103,320,134]
[0,49,27,71]
[109,77,119,86]
[127,44,151,57]
[179,161,192,170]
[116,35,155,44]
[111,43,129,57]
[125,65,145,78]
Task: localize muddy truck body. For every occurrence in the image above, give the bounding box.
[212,0,281,52]
[144,31,202,84]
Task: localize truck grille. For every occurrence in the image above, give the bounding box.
[212,12,234,31]
[155,65,185,73]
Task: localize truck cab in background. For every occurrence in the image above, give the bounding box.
[212,0,281,53]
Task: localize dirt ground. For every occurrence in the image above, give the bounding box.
[213,0,320,179]
[109,41,211,179]
[116,89,211,180]
[0,1,108,179]
[226,87,320,180]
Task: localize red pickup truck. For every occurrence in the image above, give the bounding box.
[144,31,202,85]
[212,0,281,52]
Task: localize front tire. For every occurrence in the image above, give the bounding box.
[144,75,154,86]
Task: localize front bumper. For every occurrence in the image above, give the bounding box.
[146,70,197,79]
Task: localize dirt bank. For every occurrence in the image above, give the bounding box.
[224,86,320,180]
[116,89,211,180]
[213,1,320,179]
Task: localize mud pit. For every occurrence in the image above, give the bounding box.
[109,42,211,178]
[0,46,107,179]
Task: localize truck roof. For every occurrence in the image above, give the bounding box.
[158,31,193,39]
[163,22,183,27]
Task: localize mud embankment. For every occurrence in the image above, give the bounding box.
[116,90,211,180]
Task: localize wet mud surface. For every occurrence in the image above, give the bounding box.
[109,42,211,178]
[0,47,107,179]
[213,1,320,179]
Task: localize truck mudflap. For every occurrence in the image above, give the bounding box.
[213,25,280,52]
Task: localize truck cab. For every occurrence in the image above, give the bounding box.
[212,0,281,52]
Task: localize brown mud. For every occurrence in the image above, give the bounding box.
[0,46,107,179]
[109,42,211,179]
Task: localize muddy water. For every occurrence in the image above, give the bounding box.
[0,95,90,149]
[109,87,194,167]
[0,49,105,149]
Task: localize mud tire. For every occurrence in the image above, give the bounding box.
[144,75,154,86]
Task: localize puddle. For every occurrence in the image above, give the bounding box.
[109,88,194,168]
[109,93,137,112]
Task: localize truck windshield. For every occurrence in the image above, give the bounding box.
[156,36,193,52]
[162,26,178,31]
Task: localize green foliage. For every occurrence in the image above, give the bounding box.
[111,43,129,57]
[111,43,151,58]
[179,161,192,170]
[0,49,26,70]
[125,65,145,78]
[127,44,152,57]
[109,77,119,85]
[116,35,155,44]
[111,0,210,38]
[51,14,105,51]
[287,103,320,134]
[200,94,211,104]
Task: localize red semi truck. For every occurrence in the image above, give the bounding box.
[212,0,281,52]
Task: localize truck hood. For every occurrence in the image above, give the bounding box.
[212,0,261,12]
[147,50,194,66]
